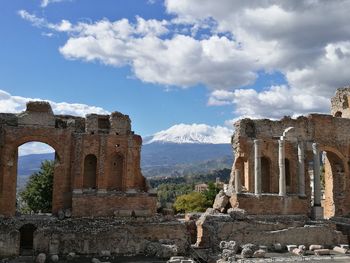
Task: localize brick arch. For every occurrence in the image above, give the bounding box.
[318,146,348,218]
[13,135,63,162]
[0,131,71,217]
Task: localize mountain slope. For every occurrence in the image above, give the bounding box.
[144,123,232,144]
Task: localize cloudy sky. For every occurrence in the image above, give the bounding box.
[2,0,350,153]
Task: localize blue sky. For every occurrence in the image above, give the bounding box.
[1,0,350,141]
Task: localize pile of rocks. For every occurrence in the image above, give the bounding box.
[217,240,266,262]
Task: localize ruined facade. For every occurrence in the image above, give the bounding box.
[230,87,350,219]
[0,101,156,217]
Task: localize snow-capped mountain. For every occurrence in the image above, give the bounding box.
[143,123,233,144]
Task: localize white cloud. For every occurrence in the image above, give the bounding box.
[19,1,350,121]
[0,89,109,116]
[145,123,233,144]
[209,85,330,120]
[40,0,67,8]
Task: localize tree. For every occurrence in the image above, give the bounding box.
[203,182,220,206]
[20,160,54,213]
[173,192,207,213]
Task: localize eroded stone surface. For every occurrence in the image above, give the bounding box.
[0,101,156,218]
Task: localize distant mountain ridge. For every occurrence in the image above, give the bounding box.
[143,123,232,144]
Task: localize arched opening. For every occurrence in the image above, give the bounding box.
[83,154,97,189]
[334,111,342,117]
[17,142,56,215]
[285,158,291,193]
[19,224,37,252]
[321,150,345,218]
[110,154,124,190]
[261,156,271,193]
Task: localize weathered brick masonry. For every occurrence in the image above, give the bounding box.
[0,101,156,217]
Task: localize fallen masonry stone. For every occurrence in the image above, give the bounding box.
[241,248,254,258]
[219,241,228,250]
[314,249,330,256]
[333,246,348,254]
[222,249,236,260]
[51,255,59,262]
[242,243,258,252]
[227,208,247,220]
[36,253,46,263]
[253,249,266,258]
[227,241,239,253]
[91,258,100,263]
[309,244,323,251]
[340,244,349,250]
[213,191,229,212]
[58,209,65,220]
[292,248,305,256]
[65,208,72,218]
[273,243,283,252]
[286,245,297,252]
[298,245,306,251]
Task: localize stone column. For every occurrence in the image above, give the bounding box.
[278,139,286,197]
[235,169,242,194]
[312,142,321,206]
[297,141,305,197]
[254,139,262,195]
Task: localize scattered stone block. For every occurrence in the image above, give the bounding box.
[64,209,72,218]
[253,249,266,258]
[333,246,348,254]
[309,244,323,251]
[286,245,297,252]
[273,243,283,252]
[292,248,305,256]
[227,208,247,220]
[57,209,65,220]
[219,241,228,250]
[298,245,306,251]
[340,244,349,250]
[213,190,229,212]
[314,249,330,256]
[241,248,253,258]
[91,258,101,263]
[222,249,236,260]
[36,253,46,263]
[51,255,59,262]
[242,243,258,252]
[227,241,239,253]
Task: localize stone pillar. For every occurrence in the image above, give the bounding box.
[235,169,242,194]
[312,142,321,206]
[312,142,324,219]
[278,139,286,197]
[297,141,305,197]
[254,139,262,195]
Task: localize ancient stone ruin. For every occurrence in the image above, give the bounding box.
[228,87,350,220]
[0,101,156,218]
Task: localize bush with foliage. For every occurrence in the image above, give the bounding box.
[173,192,208,213]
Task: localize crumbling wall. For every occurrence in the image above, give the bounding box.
[0,217,190,257]
[196,213,347,250]
[0,101,155,218]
